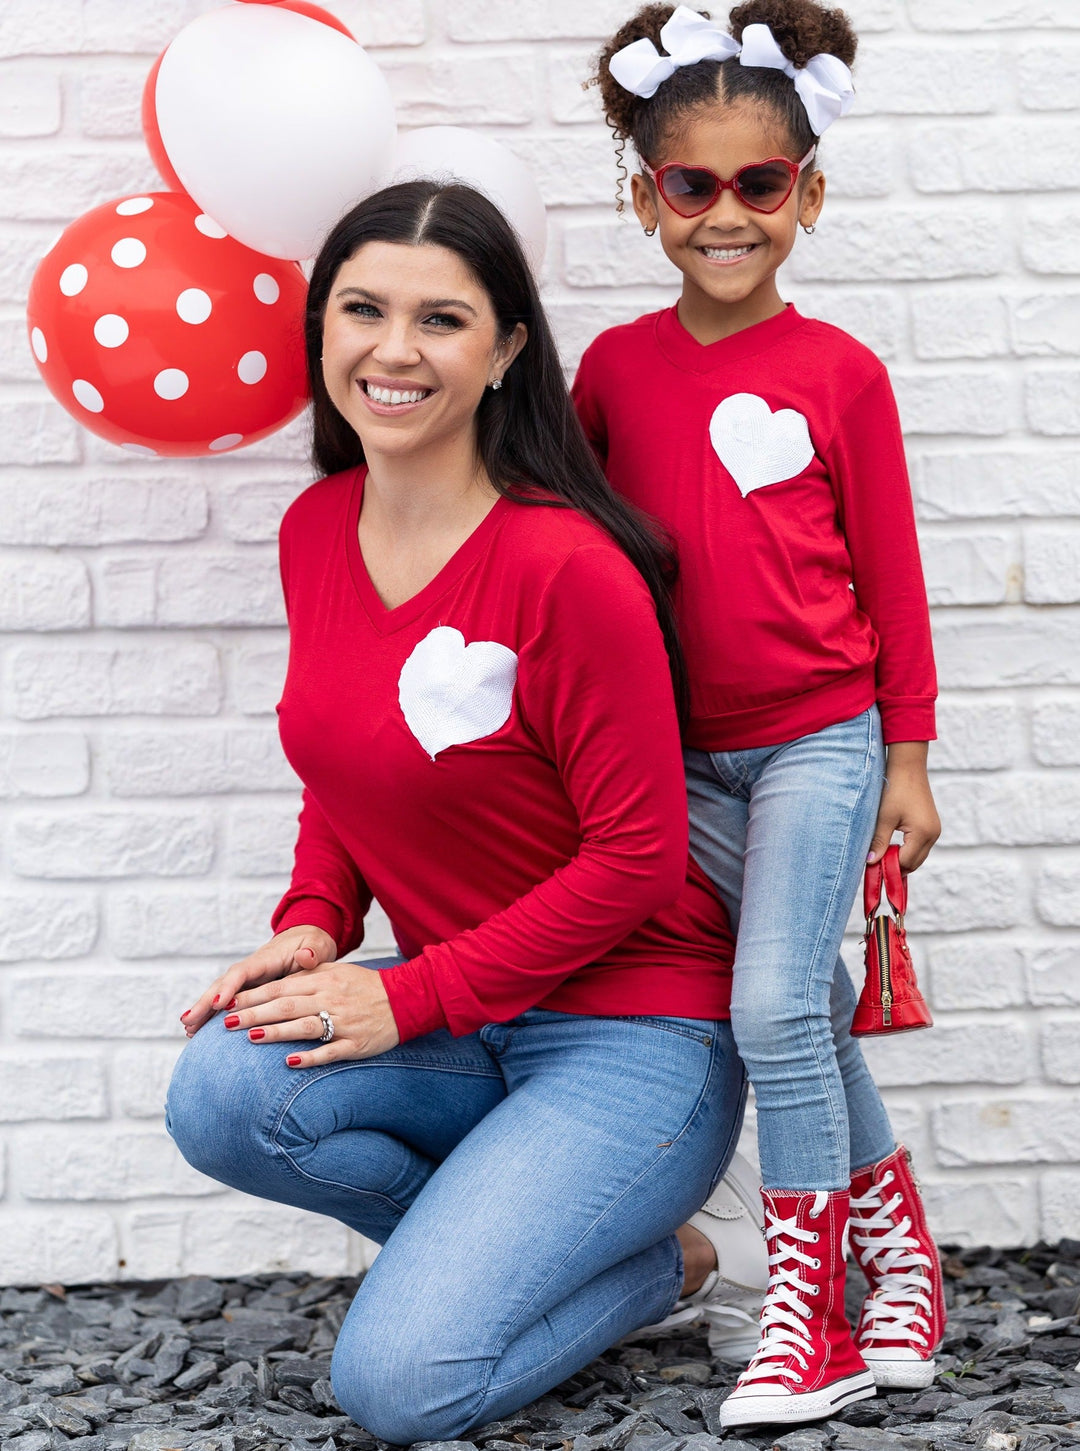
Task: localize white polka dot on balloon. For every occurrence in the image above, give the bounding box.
[93,313,129,348]
[238,350,267,385]
[209,433,244,451]
[30,327,48,363]
[194,214,228,239]
[59,263,88,296]
[116,197,154,216]
[176,288,212,325]
[72,378,104,413]
[253,273,280,305]
[121,442,158,456]
[111,237,147,269]
[154,368,189,400]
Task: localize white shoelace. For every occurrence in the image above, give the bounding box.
[737,1191,829,1388]
[849,1170,933,1345]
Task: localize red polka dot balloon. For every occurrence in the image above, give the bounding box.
[26,191,309,458]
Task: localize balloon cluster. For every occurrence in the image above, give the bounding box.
[26,0,548,459]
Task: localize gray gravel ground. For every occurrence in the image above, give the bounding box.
[1,1241,1077,1451]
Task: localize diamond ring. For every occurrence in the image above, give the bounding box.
[318,1010,335,1043]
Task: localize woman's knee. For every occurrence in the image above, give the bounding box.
[331,1297,487,1444]
[166,1022,271,1181]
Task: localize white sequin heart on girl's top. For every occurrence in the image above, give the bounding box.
[398,626,519,761]
[709,391,816,498]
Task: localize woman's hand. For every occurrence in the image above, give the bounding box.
[222,959,400,1067]
[182,925,337,1036]
[867,741,941,874]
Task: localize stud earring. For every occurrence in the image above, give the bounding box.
[801,223,816,235]
[490,378,503,390]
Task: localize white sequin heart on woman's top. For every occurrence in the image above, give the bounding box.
[709,391,815,497]
[398,625,518,760]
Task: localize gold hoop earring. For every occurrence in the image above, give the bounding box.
[802,223,816,235]
[644,225,657,237]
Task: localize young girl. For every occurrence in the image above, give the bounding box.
[574,1,946,1427]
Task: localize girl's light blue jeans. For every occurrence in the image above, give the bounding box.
[166,984,746,1445]
[684,705,896,1193]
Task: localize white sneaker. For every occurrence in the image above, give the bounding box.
[626,1149,768,1361]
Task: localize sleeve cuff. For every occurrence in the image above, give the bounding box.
[879,700,937,745]
[271,896,344,954]
[380,957,448,1042]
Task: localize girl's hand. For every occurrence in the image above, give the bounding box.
[181,925,337,1036]
[222,960,400,1067]
[867,741,941,874]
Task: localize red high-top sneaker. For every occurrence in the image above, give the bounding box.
[849,1145,946,1390]
[720,1188,876,1427]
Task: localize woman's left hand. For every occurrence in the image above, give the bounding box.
[225,960,400,1067]
[867,740,941,874]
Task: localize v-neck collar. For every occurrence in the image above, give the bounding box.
[345,466,512,635]
[655,302,807,375]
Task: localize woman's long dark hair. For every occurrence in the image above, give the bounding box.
[305,180,689,728]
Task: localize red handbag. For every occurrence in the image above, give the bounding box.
[850,844,933,1037]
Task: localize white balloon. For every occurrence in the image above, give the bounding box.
[391,128,548,270]
[154,6,396,260]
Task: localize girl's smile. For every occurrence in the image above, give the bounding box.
[699,242,761,264]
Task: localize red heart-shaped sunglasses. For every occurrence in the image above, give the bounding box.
[640,148,817,218]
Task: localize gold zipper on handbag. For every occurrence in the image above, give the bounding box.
[875,914,893,1026]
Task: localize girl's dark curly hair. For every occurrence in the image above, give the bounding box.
[594,0,856,185]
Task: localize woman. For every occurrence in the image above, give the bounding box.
[166,181,761,1446]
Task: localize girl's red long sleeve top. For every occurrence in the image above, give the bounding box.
[572,304,937,751]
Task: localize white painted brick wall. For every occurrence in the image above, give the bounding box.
[0,0,1077,1286]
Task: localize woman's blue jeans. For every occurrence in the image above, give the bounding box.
[684,705,896,1193]
[166,984,746,1445]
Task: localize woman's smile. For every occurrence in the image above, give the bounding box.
[359,374,438,415]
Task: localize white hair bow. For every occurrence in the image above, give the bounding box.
[608,6,854,136]
[608,7,739,101]
[739,21,854,136]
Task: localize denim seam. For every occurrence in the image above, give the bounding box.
[612,1017,718,1046]
[707,1068,750,1199]
[472,1033,724,1398]
[705,749,752,798]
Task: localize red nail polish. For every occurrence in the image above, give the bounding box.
[223,1014,240,1029]
[226,998,238,1010]
[286,1054,302,1067]
[180,1010,190,1020]
[248,1028,265,1041]
[212,995,220,1006]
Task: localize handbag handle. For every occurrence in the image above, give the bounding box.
[864,843,907,921]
